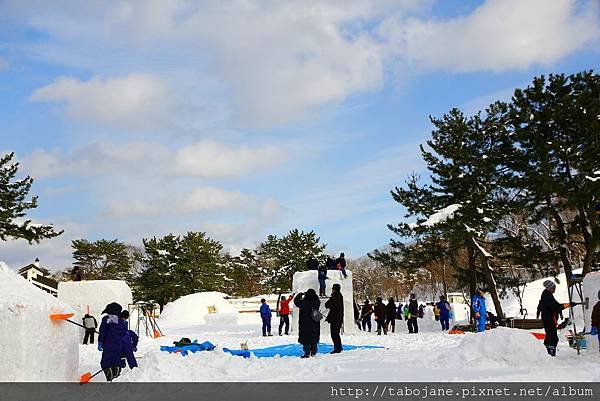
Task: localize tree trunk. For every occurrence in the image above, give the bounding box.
[577,206,597,276]
[550,205,575,287]
[480,253,504,320]
[466,240,477,323]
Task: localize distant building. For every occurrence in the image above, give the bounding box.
[18,258,58,296]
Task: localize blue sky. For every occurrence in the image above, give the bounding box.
[1,0,599,270]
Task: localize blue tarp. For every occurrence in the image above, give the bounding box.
[160,340,216,356]
[222,343,384,359]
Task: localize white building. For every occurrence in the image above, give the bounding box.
[17,258,58,297]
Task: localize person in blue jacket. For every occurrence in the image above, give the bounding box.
[259,299,273,336]
[119,310,139,370]
[98,302,128,381]
[472,288,487,333]
[436,295,451,331]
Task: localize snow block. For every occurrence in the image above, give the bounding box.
[291,269,357,334]
[58,279,133,319]
[0,261,79,382]
[583,271,600,352]
[159,292,236,324]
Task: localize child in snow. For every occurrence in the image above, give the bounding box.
[472,288,487,333]
[278,294,294,336]
[259,299,273,336]
[360,300,373,332]
[119,310,139,370]
[396,303,403,321]
[436,295,451,331]
[335,253,348,279]
[98,302,128,381]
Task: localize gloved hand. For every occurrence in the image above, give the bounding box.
[591,326,598,335]
[97,342,103,351]
[133,347,138,352]
[475,312,480,318]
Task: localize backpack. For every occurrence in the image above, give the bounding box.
[311,308,324,322]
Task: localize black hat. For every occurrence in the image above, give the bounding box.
[260,298,266,303]
[101,302,122,315]
[332,283,341,292]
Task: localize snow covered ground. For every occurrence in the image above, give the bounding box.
[78,313,600,382]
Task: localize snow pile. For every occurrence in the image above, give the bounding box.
[0,261,79,381]
[58,280,133,319]
[292,270,356,334]
[410,204,462,228]
[434,327,550,369]
[160,292,236,324]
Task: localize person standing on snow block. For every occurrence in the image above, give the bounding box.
[278,294,294,336]
[335,253,348,279]
[82,313,98,344]
[71,266,82,281]
[472,288,487,333]
[360,300,373,332]
[407,294,419,334]
[98,302,128,381]
[386,298,396,334]
[436,295,451,331]
[295,289,321,358]
[119,310,138,370]
[374,297,387,335]
[259,299,273,336]
[317,260,328,297]
[539,280,571,356]
[325,283,344,354]
[591,290,600,352]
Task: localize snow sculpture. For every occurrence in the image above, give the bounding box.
[291,269,357,335]
[0,261,79,381]
[58,280,133,319]
[582,271,600,352]
[159,292,236,324]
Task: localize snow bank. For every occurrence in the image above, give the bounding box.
[160,292,236,324]
[0,261,79,381]
[434,327,550,368]
[582,271,600,352]
[58,280,133,319]
[291,270,357,334]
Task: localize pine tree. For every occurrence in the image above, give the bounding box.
[71,239,135,284]
[0,152,62,242]
[257,229,327,292]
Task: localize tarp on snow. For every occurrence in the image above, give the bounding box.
[160,340,216,356]
[222,343,384,359]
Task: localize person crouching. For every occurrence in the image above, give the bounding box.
[98,302,127,381]
[119,310,139,370]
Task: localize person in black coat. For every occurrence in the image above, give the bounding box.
[374,297,387,335]
[82,313,98,344]
[335,253,348,278]
[539,280,570,356]
[325,283,344,353]
[360,300,373,332]
[386,298,397,334]
[294,289,321,358]
[407,293,419,334]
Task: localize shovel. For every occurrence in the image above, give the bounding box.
[49,313,100,334]
[79,368,104,384]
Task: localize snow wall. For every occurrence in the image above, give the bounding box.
[0,261,79,381]
[291,270,357,335]
[58,280,133,327]
[159,292,237,324]
[583,271,600,352]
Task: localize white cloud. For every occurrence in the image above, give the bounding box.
[104,186,252,219]
[383,0,600,72]
[30,74,173,130]
[172,140,288,178]
[21,140,286,179]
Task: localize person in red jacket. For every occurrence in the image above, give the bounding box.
[278,294,295,336]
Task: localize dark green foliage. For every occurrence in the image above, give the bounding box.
[71,238,135,284]
[0,152,62,242]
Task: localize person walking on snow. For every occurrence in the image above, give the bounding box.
[119,310,138,370]
[407,294,419,334]
[325,283,344,353]
[386,298,397,333]
[82,313,98,344]
[259,299,273,336]
[278,294,294,335]
[436,295,451,331]
[374,297,387,335]
[360,300,373,332]
[335,253,348,279]
[472,288,487,333]
[294,289,321,358]
[539,280,571,356]
[98,302,128,381]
